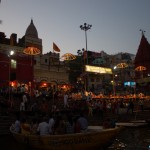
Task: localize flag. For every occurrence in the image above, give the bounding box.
[53,42,60,52]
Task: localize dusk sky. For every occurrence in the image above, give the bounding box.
[0,0,150,57]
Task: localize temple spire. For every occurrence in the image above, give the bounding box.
[139,29,146,36]
[31,18,33,24]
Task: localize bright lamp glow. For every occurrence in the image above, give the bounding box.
[10,50,14,56]
[85,65,112,74]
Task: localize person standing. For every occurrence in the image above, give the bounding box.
[22,93,28,111]
[64,92,69,108]
[20,100,25,111]
[127,99,134,114]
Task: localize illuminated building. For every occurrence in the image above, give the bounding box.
[0,19,69,91]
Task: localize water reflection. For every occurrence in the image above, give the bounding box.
[0,127,150,150]
[108,126,150,150]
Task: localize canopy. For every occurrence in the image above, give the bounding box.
[23,47,41,55]
[116,63,128,68]
[135,66,146,71]
[61,53,76,60]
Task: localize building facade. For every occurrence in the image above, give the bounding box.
[75,50,135,95]
[34,52,69,90]
[0,19,69,92]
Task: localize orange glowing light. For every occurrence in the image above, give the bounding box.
[116,63,128,68]
[43,83,47,86]
[61,53,76,60]
[23,47,41,55]
[135,66,146,71]
[11,82,14,87]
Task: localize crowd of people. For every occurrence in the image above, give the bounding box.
[0,86,148,116]
[12,111,88,135]
[1,86,149,136]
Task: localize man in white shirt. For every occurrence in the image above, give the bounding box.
[37,117,49,135]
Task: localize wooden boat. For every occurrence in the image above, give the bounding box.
[10,125,122,150]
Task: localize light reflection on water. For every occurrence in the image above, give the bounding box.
[107,126,150,150]
[0,127,150,150]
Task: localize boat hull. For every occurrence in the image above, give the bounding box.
[10,126,121,150]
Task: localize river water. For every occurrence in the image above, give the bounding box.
[1,126,150,150]
[108,126,150,150]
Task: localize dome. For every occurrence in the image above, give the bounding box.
[25,19,38,38]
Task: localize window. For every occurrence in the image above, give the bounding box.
[11,59,16,69]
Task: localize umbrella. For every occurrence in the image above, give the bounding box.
[135,66,147,79]
[23,46,41,96]
[23,46,41,66]
[116,63,128,69]
[23,46,40,55]
[61,53,76,61]
[135,66,146,79]
[135,66,146,71]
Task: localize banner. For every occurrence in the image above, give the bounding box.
[53,42,60,52]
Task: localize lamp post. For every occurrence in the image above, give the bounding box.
[80,23,92,91]
[8,50,14,102]
[112,66,117,96]
[80,23,92,65]
[113,66,116,96]
[0,0,2,24]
